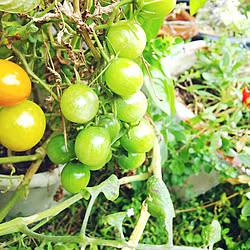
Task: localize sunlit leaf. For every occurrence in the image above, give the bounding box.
[190,0,208,16]
[0,0,40,13]
[242,200,250,216]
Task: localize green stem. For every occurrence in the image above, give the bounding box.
[119,172,150,185]
[80,26,101,73]
[122,202,151,250]
[21,224,81,243]
[73,0,81,18]
[0,193,82,235]
[93,0,134,31]
[148,139,162,178]
[0,135,54,223]
[19,225,203,249]
[108,0,134,26]
[0,153,42,164]
[11,46,58,102]
[35,1,56,18]
[80,193,99,238]
[92,30,110,62]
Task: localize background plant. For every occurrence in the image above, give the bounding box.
[0,0,249,249]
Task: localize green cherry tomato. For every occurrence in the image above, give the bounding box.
[98,114,121,141]
[116,152,145,170]
[61,162,90,194]
[107,20,146,59]
[105,58,143,96]
[116,91,147,123]
[86,150,112,171]
[0,100,46,151]
[75,126,111,166]
[120,119,155,153]
[60,84,99,124]
[47,135,75,164]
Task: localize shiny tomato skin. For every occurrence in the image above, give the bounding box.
[116,91,147,123]
[60,84,99,124]
[61,162,90,194]
[105,58,143,96]
[0,100,46,151]
[85,150,112,171]
[46,134,75,164]
[116,152,145,170]
[98,114,121,141]
[75,126,111,166]
[0,59,31,107]
[107,20,146,59]
[120,119,155,153]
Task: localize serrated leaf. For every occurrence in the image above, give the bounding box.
[190,0,208,16]
[0,0,40,13]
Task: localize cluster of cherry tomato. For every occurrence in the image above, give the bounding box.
[46,20,156,194]
[0,60,46,152]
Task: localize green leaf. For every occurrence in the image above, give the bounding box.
[238,154,250,168]
[160,131,168,165]
[190,0,208,16]
[89,245,98,250]
[85,174,119,201]
[202,219,221,248]
[103,212,127,229]
[242,200,250,216]
[100,174,120,201]
[143,66,175,116]
[0,0,40,13]
[210,131,221,151]
[146,175,175,220]
[220,49,231,71]
[170,158,185,175]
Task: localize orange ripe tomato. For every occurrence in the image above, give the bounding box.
[0,59,31,107]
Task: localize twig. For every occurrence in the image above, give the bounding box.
[141,55,164,102]
[175,187,250,213]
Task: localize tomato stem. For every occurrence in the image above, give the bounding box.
[0,153,42,164]
[11,46,59,102]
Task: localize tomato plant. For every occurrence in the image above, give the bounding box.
[116,91,148,123]
[98,114,121,141]
[116,152,145,170]
[0,59,31,107]
[61,162,90,194]
[0,100,46,151]
[0,0,40,13]
[107,20,146,59]
[46,135,75,164]
[60,84,99,124]
[75,126,111,166]
[136,0,176,40]
[120,119,155,153]
[86,150,112,171]
[105,58,143,96]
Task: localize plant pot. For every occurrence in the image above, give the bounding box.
[162,41,245,200]
[158,9,198,40]
[0,165,64,220]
